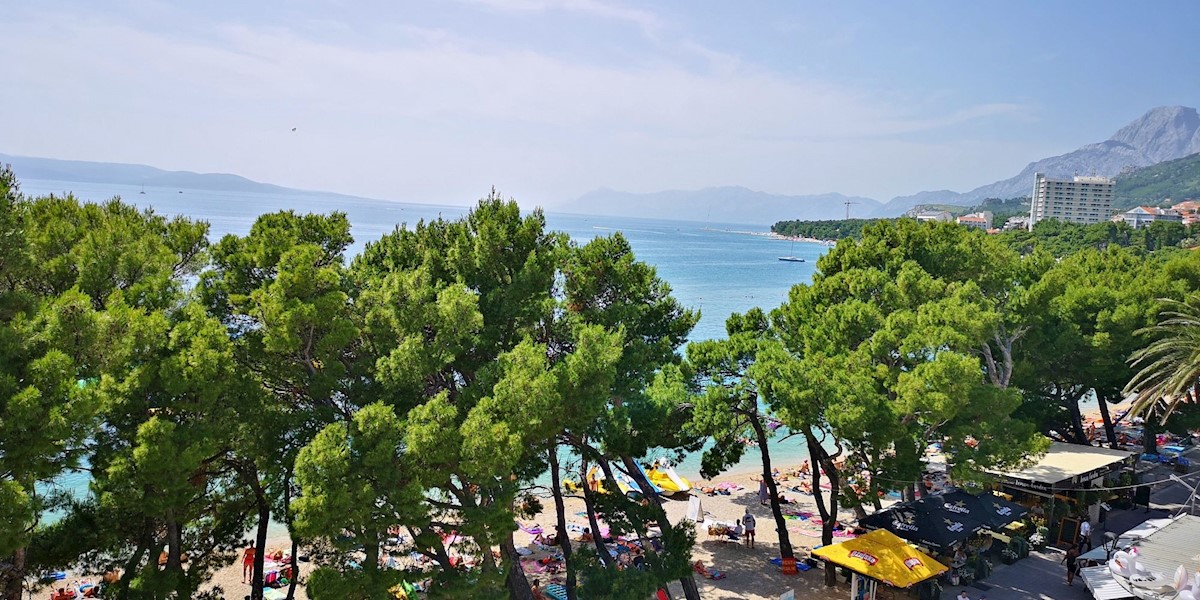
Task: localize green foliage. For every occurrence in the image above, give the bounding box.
[770,220,1046,495]
[1113,152,1200,210]
[772,218,884,242]
[16,163,1200,600]
[1001,219,1198,257]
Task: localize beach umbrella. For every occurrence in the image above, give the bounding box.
[936,490,1029,530]
[812,529,948,588]
[858,497,987,551]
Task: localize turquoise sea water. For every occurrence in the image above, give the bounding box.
[20,179,828,496]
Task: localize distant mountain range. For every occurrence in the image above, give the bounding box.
[0,153,301,194]
[6,104,1200,224]
[561,187,881,225]
[874,105,1200,215]
[562,106,1200,222]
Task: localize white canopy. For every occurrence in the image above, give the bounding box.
[991,441,1134,492]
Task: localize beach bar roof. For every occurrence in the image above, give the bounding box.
[990,441,1134,493]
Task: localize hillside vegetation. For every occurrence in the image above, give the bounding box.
[1114,152,1200,210]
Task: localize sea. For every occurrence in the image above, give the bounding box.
[19,179,829,500]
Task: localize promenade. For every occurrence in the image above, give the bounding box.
[940,453,1199,600]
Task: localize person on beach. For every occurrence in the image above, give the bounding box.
[743,508,756,549]
[241,543,256,583]
[758,478,769,505]
[1064,544,1080,586]
[1079,517,1092,550]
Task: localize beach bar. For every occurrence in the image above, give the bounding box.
[990,441,1135,546]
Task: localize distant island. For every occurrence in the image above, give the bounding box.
[0,152,377,203]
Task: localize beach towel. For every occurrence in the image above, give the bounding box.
[518,522,543,535]
[522,560,549,574]
[768,557,811,571]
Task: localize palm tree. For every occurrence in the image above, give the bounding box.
[1125,294,1200,421]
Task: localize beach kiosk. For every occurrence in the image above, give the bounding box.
[989,441,1134,545]
[812,529,948,600]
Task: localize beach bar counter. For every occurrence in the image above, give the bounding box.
[989,441,1135,546]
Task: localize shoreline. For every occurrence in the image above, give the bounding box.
[701,226,838,246]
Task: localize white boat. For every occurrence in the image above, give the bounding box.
[778,239,805,262]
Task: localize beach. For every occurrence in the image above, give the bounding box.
[36,400,1138,599]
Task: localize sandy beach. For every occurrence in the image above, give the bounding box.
[34,400,1137,599]
[171,464,864,599]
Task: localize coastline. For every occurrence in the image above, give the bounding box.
[701,226,838,246]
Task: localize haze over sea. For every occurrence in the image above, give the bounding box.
[21,178,828,491]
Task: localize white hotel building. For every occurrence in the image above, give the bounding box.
[1028,173,1115,229]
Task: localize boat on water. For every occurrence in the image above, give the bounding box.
[778,238,805,262]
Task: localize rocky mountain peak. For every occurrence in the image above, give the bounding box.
[1109,105,1200,163]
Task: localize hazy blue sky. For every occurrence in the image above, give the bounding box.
[3,1,1198,206]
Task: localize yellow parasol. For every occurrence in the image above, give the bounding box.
[811,529,948,588]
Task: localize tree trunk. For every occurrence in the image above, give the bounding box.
[283,467,300,600]
[1065,389,1089,444]
[364,527,380,576]
[253,489,271,600]
[1096,392,1119,449]
[1143,418,1158,455]
[502,536,535,600]
[1,547,25,600]
[548,446,577,600]
[579,461,614,566]
[236,461,271,600]
[806,436,841,587]
[115,523,154,600]
[749,412,794,560]
[165,509,183,572]
[619,455,701,600]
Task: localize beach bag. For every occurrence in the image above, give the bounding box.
[264,571,280,586]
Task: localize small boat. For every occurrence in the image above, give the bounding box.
[778,239,804,262]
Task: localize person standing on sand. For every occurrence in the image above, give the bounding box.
[743,507,756,549]
[758,478,769,505]
[241,543,256,583]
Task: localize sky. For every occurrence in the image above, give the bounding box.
[3,1,1199,207]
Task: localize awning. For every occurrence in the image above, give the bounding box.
[858,496,987,551]
[812,529,948,588]
[936,490,1029,530]
[990,441,1134,492]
